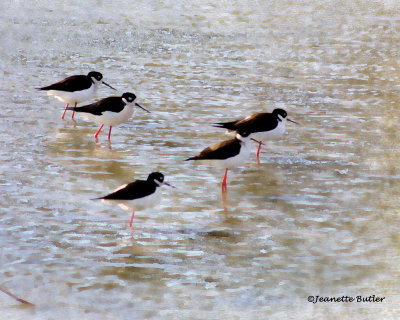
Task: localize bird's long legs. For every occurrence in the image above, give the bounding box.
[256,141,262,164]
[129,211,135,228]
[221,168,228,193]
[61,102,77,120]
[94,124,104,139]
[108,126,112,141]
[61,103,69,120]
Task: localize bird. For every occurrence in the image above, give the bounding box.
[92,172,174,228]
[71,92,150,141]
[213,109,298,162]
[185,130,259,192]
[37,71,116,120]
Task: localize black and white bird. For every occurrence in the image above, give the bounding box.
[213,109,298,162]
[37,71,116,120]
[185,130,259,192]
[71,92,150,141]
[92,172,173,228]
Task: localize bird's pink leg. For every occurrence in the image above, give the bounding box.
[61,103,69,120]
[94,124,104,139]
[71,102,77,119]
[256,141,262,164]
[129,211,135,228]
[221,169,228,192]
[108,126,112,141]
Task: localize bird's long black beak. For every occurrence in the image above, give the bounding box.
[287,118,299,125]
[135,103,151,113]
[251,138,265,145]
[102,81,117,90]
[164,182,175,188]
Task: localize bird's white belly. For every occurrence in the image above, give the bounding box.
[78,113,99,123]
[102,188,163,212]
[88,106,134,126]
[47,85,96,104]
[252,122,286,141]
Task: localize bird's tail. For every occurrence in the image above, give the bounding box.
[185,156,199,161]
[213,121,237,131]
[90,197,104,200]
[67,105,81,111]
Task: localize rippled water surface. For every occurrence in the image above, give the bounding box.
[1,1,400,319]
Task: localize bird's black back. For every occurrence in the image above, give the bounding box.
[186,137,242,161]
[38,74,92,92]
[99,180,157,200]
[74,96,125,115]
[214,112,279,133]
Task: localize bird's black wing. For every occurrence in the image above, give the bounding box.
[214,113,278,133]
[73,97,125,115]
[95,180,156,201]
[38,75,92,92]
[186,138,241,160]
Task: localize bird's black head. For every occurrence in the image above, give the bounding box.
[88,71,103,81]
[148,172,165,184]
[237,129,251,138]
[272,108,287,119]
[122,92,137,103]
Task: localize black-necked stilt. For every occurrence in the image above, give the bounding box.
[213,109,298,162]
[37,71,116,120]
[71,92,150,141]
[92,172,173,228]
[185,130,258,192]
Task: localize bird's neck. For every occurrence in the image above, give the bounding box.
[122,98,135,107]
[91,78,101,91]
[154,180,163,187]
[235,134,250,144]
[277,114,286,122]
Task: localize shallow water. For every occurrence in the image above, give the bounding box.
[1,0,400,319]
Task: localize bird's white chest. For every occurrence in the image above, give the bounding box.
[102,105,134,126]
[119,187,163,211]
[226,142,250,168]
[253,120,286,141]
